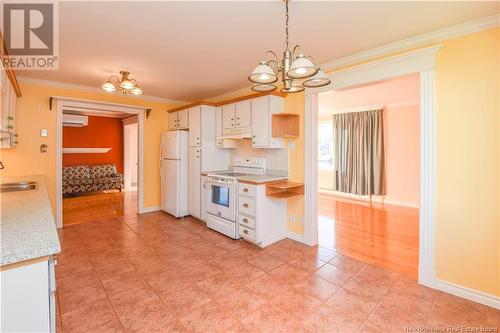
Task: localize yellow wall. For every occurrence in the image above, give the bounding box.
[435,28,499,296]
[0,83,178,215]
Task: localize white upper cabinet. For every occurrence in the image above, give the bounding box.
[188,107,201,147]
[177,109,189,129]
[222,104,236,129]
[0,61,19,149]
[188,146,201,219]
[235,100,251,128]
[251,95,285,149]
[168,112,178,130]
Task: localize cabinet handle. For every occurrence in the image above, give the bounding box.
[253,141,256,144]
[243,188,248,192]
[230,118,234,120]
[243,203,249,208]
[243,229,249,234]
[237,117,240,120]
[243,218,248,223]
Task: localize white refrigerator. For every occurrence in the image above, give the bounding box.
[160,130,189,217]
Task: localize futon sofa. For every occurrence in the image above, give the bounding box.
[63,164,124,195]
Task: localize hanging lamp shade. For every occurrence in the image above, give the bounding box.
[120,78,135,90]
[248,62,278,84]
[101,81,116,92]
[303,69,331,88]
[287,55,317,79]
[251,84,277,92]
[130,86,144,95]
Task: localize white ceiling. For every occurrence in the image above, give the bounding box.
[19,1,499,101]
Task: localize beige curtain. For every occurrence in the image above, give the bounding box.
[332,109,385,195]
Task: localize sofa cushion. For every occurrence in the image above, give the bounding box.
[63,165,90,180]
[64,178,93,186]
[89,164,117,178]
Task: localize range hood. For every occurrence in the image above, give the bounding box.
[219,127,252,140]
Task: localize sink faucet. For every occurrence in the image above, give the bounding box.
[0,161,4,170]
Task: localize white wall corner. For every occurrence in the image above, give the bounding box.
[287,231,305,244]
[436,280,500,310]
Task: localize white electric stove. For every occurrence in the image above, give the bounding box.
[205,157,266,239]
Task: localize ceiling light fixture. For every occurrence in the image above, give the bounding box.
[101,71,143,95]
[248,0,331,93]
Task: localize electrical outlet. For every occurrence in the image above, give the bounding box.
[40,129,48,137]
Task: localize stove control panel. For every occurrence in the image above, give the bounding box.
[233,157,267,169]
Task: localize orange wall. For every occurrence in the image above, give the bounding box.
[63,116,124,173]
[318,75,420,206]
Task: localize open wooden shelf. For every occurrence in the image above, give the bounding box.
[266,181,304,199]
[272,113,299,138]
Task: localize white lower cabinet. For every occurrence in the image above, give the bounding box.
[237,183,286,247]
[1,257,56,332]
[200,175,208,222]
[189,147,201,219]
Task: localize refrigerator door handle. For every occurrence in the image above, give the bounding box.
[159,137,164,178]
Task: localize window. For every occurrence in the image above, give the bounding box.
[318,121,334,170]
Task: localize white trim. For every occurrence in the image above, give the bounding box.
[18,76,186,105]
[259,233,288,248]
[62,147,111,154]
[205,14,498,102]
[55,97,146,228]
[286,231,305,243]
[304,45,439,289]
[321,14,499,71]
[318,189,419,209]
[436,280,500,310]
[139,206,160,214]
[122,115,138,125]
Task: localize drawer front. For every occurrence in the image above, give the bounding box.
[238,184,255,197]
[238,196,255,216]
[239,225,256,241]
[238,214,255,229]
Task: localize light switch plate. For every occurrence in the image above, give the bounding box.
[40,129,48,137]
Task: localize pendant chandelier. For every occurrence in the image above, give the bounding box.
[101,71,143,95]
[248,0,331,93]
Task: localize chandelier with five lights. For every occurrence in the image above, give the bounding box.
[248,0,331,93]
[101,71,143,95]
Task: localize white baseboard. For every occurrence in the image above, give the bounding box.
[436,279,500,310]
[260,233,288,248]
[318,189,419,208]
[287,231,306,244]
[139,206,160,214]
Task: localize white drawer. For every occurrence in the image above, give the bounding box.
[238,214,255,229]
[238,196,255,216]
[239,225,256,241]
[239,184,255,197]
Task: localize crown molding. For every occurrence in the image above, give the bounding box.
[205,14,499,101]
[204,85,252,103]
[16,76,186,105]
[322,14,499,71]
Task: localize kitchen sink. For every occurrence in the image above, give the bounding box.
[0,181,38,193]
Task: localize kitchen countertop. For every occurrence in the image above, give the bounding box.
[1,175,61,266]
[236,175,288,184]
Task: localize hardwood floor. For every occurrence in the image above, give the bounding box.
[63,190,137,225]
[318,193,419,279]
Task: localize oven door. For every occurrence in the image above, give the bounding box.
[207,182,236,221]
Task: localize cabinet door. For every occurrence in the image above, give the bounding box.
[188,107,201,147]
[222,104,235,130]
[177,109,189,129]
[200,176,208,222]
[251,96,269,147]
[215,107,223,147]
[235,100,251,128]
[188,147,201,219]
[168,112,178,130]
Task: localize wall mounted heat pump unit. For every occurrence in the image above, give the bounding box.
[62,114,88,127]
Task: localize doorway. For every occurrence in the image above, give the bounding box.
[303,45,441,288]
[123,117,138,190]
[54,97,148,228]
[316,74,420,279]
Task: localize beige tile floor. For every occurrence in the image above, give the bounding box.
[55,212,499,332]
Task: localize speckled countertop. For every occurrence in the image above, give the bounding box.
[1,175,61,266]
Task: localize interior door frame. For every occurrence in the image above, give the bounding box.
[122,116,138,190]
[303,45,442,288]
[54,97,148,228]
